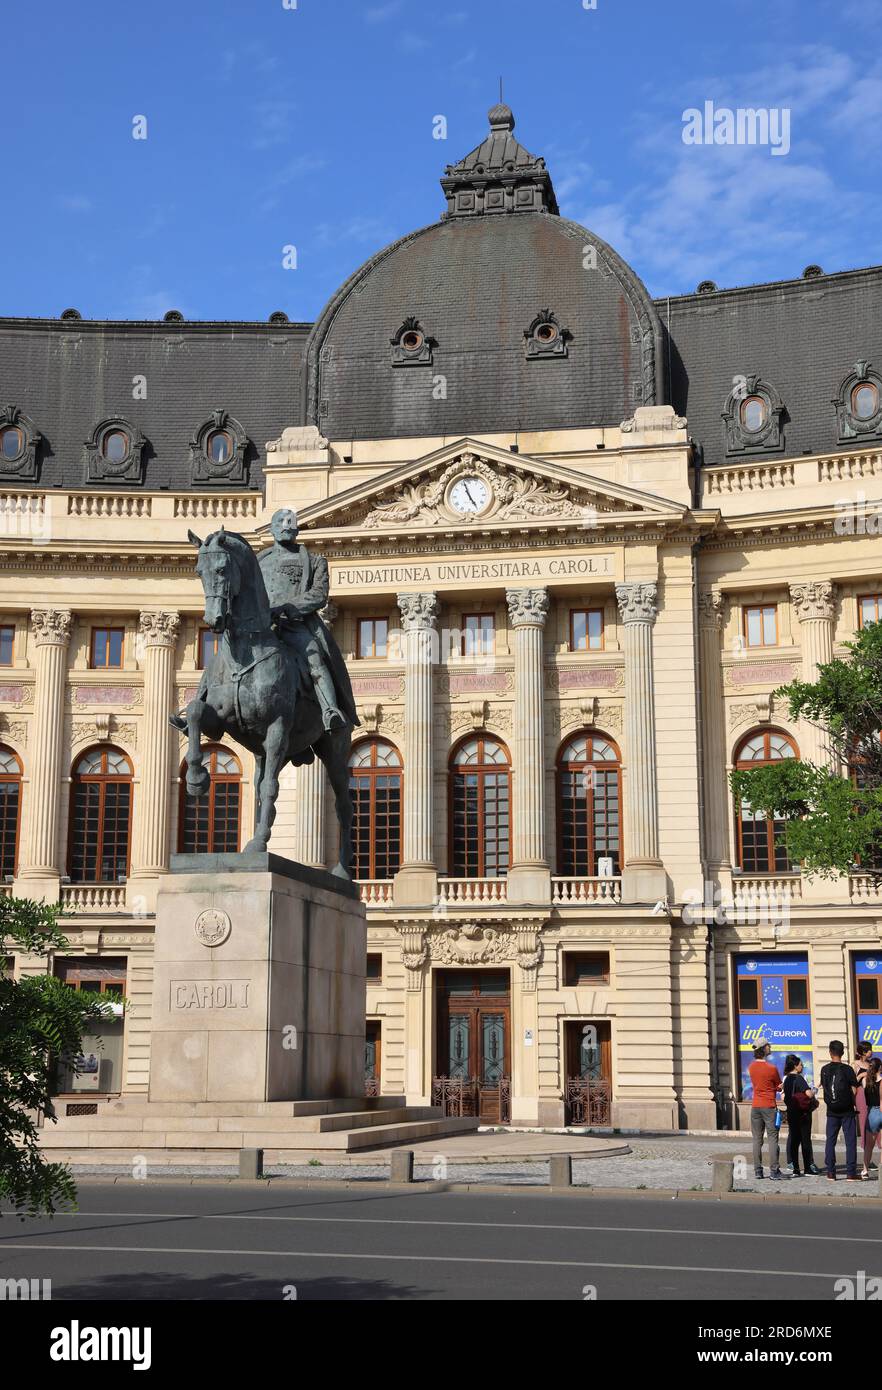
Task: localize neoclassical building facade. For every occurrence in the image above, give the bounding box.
[3,105,882,1132]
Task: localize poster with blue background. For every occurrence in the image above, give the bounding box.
[855,954,882,1051]
[737,955,813,1098]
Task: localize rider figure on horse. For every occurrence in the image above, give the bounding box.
[258,507,358,735]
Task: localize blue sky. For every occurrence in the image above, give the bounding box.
[3,0,879,321]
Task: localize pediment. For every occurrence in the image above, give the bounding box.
[294,438,687,536]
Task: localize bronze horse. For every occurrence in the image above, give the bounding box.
[176,528,354,876]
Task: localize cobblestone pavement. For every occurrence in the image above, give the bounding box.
[69,1133,882,1197]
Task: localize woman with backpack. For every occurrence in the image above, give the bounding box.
[782,1054,819,1176]
[860,1057,882,1180]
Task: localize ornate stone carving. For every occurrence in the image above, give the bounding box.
[194,908,232,948]
[549,700,624,737]
[615,582,658,625]
[363,454,613,529]
[729,697,775,730]
[789,581,835,623]
[138,611,181,648]
[620,405,686,432]
[697,590,724,630]
[266,425,329,454]
[394,923,428,989]
[189,409,249,485]
[506,587,549,628]
[0,716,27,745]
[524,309,571,360]
[397,592,439,632]
[30,609,72,646]
[0,403,41,480]
[417,920,546,988]
[83,416,146,484]
[390,317,434,367]
[722,373,786,456]
[832,360,882,442]
[71,717,137,747]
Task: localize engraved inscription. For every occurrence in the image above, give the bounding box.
[171,980,251,1010]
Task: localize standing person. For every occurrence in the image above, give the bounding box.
[860,1057,882,1179]
[782,1055,819,1176]
[854,1041,876,1160]
[748,1042,784,1180]
[819,1041,860,1181]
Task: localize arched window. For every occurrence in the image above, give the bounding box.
[349,739,402,880]
[178,745,242,854]
[450,735,511,878]
[557,732,621,876]
[69,747,133,883]
[734,730,798,873]
[0,746,22,878]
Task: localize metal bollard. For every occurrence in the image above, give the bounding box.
[390,1149,415,1183]
[712,1158,734,1193]
[549,1154,573,1188]
[239,1148,264,1180]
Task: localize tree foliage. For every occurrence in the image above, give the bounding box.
[0,897,115,1217]
[731,622,882,878]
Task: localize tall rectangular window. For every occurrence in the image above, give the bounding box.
[358,617,388,659]
[859,594,882,629]
[570,609,604,651]
[90,628,124,669]
[744,605,777,648]
[0,626,14,666]
[462,614,495,657]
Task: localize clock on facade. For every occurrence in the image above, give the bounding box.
[448,475,491,515]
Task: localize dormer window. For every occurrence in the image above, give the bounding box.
[84,416,145,484]
[189,409,248,484]
[0,405,41,480]
[722,374,785,456]
[390,318,433,366]
[525,309,571,361]
[833,361,882,442]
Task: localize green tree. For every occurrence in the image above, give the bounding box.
[731,621,882,879]
[0,897,115,1217]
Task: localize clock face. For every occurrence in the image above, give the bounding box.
[449,476,490,515]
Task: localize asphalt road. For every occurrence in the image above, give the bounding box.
[1,1182,879,1301]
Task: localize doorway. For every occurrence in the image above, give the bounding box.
[435,969,511,1122]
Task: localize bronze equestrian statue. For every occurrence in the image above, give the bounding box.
[171,508,359,876]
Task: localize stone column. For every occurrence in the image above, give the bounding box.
[128,612,180,907]
[506,588,551,904]
[790,582,836,767]
[615,582,666,902]
[293,601,338,869]
[697,590,732,892]
[394,593,438,907]
[18,609,72,902]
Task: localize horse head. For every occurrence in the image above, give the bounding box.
[188,528,268,634]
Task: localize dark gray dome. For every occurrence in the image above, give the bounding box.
[304,109,664,442]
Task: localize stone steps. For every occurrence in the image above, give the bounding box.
[40,1095,479,1155]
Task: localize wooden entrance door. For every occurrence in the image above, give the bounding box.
[436,970,510,1122]
[564,1020,612,1125]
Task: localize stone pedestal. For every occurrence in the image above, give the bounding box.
[149,852,366,1104]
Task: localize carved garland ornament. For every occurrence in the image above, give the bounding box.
[363,454,612,529]
[395,921,545,990]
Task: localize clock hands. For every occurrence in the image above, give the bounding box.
[463,481,479,508]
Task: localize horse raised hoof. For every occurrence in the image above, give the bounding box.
[168,712,188,732]
[186,768,211,799]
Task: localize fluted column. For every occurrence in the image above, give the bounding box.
[697,590,732,888]
[129,612,180,889]
[293,601,338,868]
[18,609,72,901]
[616,582,666,902]
[506,588,551,903]
[790,582,836,767]
[394,593,438,906]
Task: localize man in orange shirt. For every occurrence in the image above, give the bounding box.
[749,1041,784,1180]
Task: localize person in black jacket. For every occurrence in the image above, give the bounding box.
[819,1040,860,1180]
[782,1054,819,1176]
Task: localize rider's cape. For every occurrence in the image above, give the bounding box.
[259,544,360,728]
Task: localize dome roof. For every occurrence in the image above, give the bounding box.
[304,108,664,441]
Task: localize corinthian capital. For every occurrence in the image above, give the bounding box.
[506,587,549,628]
[615,582,658,625]
[139,611,181,648]
[697,589,724,630]
[397,592,439,632]
[789,581,835,623]
[30,608,72,646]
